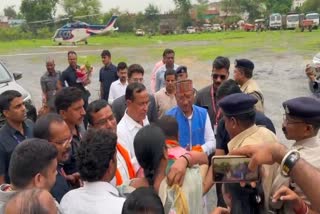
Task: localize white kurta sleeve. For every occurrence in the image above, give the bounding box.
[201,113,216,155]
[108,82,116,104]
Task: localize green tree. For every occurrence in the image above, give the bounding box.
[265,0,293,14]
[61,0,101,20]
[302,0,320,13]
[118,13,137,32]
[239,0,266,21]
[221,0,240,16]
[196,0,209,24]
[221,0,265,21]
[135,12,147,29]
[20,0,58,23]
[221,0,241,17]
[173,0,192,28]
[4,6,17,19]
[144,4,160,32]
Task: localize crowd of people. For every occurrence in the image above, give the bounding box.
[0,48,319,214]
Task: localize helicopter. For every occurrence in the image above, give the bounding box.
[51,15,118,45]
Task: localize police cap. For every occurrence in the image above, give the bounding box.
[218,93,258,116]
[283,97,320,124]
[176,66,187,74]
[235,59,254,70]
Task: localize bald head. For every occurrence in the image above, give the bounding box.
[4,189,57,214]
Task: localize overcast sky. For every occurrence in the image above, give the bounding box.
[0,0,181,15]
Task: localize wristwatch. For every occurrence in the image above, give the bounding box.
[280,150,300,177]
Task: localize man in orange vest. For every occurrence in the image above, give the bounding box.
[87,99,135,186]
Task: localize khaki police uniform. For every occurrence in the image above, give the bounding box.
[218,92,280,210]
[269,96,320,213]
[270,136,320,213]
[228,125,279,210]
[240,78,264,113]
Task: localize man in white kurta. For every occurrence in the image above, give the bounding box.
[117,82,150,159]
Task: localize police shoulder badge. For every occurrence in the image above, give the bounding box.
[285,105,290,114]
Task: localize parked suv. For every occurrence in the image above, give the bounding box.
[135,29,145,36]
[0,61,37,127]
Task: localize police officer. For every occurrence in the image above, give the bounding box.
[270,96,320,213]
[218,93,279,209]
[233,59,264,113]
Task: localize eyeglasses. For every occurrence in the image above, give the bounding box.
[212,73,227,80]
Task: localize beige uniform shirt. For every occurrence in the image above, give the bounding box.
[240,79,264,113]
[270,136,320,213]
[228,125,279,209]
[154,88,177,118]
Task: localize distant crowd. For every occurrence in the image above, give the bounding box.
[0,48,319,214]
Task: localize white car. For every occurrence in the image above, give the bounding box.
[212,24,222,32]
[0,61,37,126]
[135,29,145,36]
[203,24,213,31]
[186,26,196,33]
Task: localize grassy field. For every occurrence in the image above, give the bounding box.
[1,30,319,62]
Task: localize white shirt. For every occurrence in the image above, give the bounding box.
[117,112,149,168]
[108,79,128,104]
[60,181,125,214]
[187,112,216,156]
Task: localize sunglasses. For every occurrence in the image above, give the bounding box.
[211,73,227,80]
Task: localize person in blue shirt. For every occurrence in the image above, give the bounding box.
[99,50,118,101]
[0,90,34,184]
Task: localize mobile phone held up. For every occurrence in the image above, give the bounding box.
[212,155,260,183]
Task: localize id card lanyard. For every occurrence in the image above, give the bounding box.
[210,86,222,134]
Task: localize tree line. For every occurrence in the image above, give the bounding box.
[1,0,320,37]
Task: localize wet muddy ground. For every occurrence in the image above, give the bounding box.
[0,41,317,212]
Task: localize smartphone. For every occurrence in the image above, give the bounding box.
[212,155,259,183]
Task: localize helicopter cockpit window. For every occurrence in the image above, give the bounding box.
[62,23,71,28]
